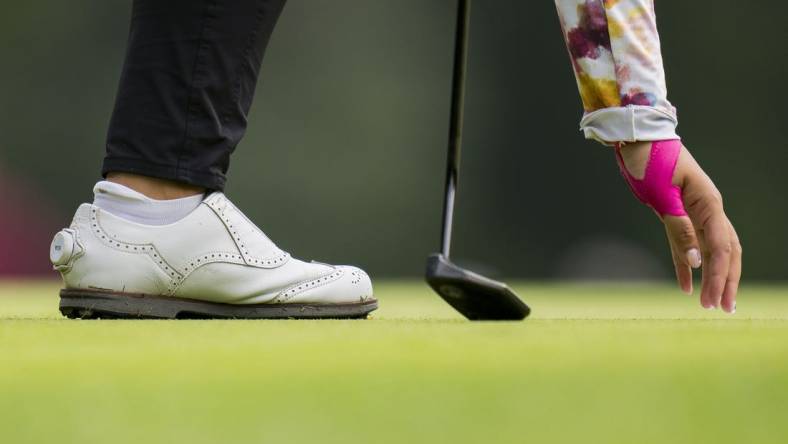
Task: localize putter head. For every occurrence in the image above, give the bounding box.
[425,253,530,321]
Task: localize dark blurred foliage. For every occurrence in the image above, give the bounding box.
[1,0,785,278]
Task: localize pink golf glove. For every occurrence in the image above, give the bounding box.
[615,139,687,217]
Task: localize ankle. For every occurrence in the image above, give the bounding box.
[106,172,205,200]
[93,180,204,225]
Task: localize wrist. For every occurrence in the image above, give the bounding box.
[616,141,653,180]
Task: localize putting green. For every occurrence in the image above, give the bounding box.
[1,280,787,444]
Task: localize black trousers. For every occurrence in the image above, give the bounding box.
[103,0,288,191]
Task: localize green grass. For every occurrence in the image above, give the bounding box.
[1,280,787,444]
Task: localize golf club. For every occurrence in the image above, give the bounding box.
[425,0,531,321]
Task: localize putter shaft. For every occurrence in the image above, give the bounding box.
[440,0,470,258]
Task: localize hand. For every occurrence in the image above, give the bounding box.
[618,141,741,313]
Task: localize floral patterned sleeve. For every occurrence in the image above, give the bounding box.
[555,0,679,144]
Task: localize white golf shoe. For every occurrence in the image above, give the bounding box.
[50,192,376,319]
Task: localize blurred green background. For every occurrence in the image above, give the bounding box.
[1,0,785,279]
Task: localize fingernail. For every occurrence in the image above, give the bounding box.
[732,303,737,314]
[704,304,715,310]
[687,249,702,268]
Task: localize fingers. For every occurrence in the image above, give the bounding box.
[618,141,742,314]
[666,241,691,294]
[720,222,742,313]
[681,165,741,313]
[674,255,694,295]
[698,213,732,310]
[663,215,701,294]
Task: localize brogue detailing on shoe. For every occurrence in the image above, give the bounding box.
[274,268,345,303]
[204,194,290,269]
[167,251,248,295]
[90,207,182,288]
[350,270,372,302]
[350,269,363,284]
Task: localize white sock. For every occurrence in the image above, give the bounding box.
[92,181,204,225]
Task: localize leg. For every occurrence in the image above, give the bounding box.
[554,0,678,144]
[104,0,287,191]
[51,0,376,319]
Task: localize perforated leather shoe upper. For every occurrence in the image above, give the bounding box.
[51,192,374,305]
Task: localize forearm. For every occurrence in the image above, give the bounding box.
[554,0,678,144]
